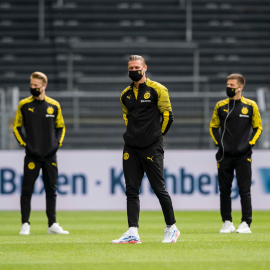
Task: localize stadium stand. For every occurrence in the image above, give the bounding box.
[0,0,269,149]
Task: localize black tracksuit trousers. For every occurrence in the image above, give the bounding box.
[21,155,58,227]
[217,154,252,226]
[123,139,176,228]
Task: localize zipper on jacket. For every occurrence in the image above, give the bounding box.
[133,86,140,147]
[40,101,44,159]
[133,84,144,147]
[232,101,240,157]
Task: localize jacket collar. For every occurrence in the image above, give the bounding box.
[229,95,243,104]
[33,95,45,103]
[130,78,149,89]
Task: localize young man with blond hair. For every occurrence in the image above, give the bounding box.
[209,74,262,233]
[112,55,179,244]
[13,71,68,235]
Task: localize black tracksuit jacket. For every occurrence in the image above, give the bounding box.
[209,96,262,157]
[120,78,173,148]
[13,95,65,160]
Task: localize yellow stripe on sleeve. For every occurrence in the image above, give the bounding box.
[161,111,169,133]
[13,126,26,146]
[59,126,66,147]
[123,114,128,126]
[249,127,262,145]
[246,98,263,145]
[120,86,130,125]
[209,100,226,145]
[13,96,34,146]
[120,87,129,115]
[209,127,218,145]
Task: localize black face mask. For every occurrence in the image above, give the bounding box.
[129,69,143,82]
[30,87,42,97]
[226,87,239,98]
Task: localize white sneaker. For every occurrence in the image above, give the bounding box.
[111,229,141,244]
[236,222,252,233]
[162,224,180,243]
[220,221,235,233]
[47,223,69,234]
[19,222,30,235]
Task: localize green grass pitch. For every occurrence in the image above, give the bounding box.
[0,211,269,270]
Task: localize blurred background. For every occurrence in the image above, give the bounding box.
[1,0,270,212]
[0,0,270,151]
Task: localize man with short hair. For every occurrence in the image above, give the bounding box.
[209,74,262,233]
[112,55,179,244]
[14,71,69,235]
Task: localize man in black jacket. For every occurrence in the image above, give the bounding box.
[210,74,262,234]
[13,71,68,235]
[112,55,179,244]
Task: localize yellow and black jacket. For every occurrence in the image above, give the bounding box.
[13,95,65,160]
[120,78,173,148]
[209,96,262,157]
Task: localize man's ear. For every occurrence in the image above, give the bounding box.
[144,65,147,72]
[238,86,244,95]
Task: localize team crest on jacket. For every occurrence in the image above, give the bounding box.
[47,106,54,114]
[241,107,248,115]
[28,162,35,170]
[144,92,150,99]
[123,152,129,160]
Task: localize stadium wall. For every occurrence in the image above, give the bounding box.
[0,150,269,210]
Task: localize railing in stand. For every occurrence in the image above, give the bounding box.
[67,41,202,92]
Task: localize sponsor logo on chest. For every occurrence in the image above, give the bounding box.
[141,100,151,103]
